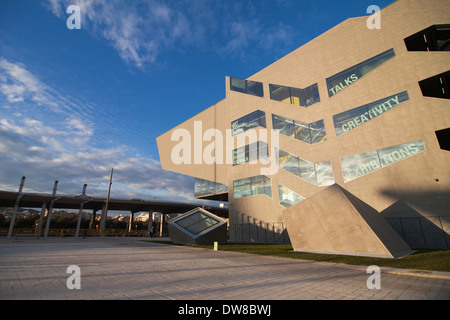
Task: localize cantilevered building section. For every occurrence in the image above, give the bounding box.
[157,0,450,256]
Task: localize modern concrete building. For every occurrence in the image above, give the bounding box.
[157,0,450,255]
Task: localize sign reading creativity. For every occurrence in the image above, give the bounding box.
[333,91,409,137]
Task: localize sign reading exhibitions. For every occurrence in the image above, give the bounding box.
[341,141,425,182]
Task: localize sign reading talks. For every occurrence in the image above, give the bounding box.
[341,141,425,182]
[328,73,359,96]
[326,49,395,97]
[333,91,409,137]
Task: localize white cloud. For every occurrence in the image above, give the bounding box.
[0,84,25,103]
[43,0,297,69]
[45,0,65,18]
[0,57,59,110]
[0,57,194,200]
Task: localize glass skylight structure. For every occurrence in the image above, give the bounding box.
[168,208,228,245]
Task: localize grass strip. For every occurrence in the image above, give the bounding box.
[144,240,450,272]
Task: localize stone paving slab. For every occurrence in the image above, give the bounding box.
[0,237,449,301]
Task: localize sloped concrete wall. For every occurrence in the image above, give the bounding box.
[282,184,413,258]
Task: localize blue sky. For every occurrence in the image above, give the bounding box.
[0,0,394,202]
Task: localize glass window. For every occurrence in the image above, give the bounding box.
[175,211,220,235]
[231,116,247,136]
[247,80,264,97]
[230,77,247,94]
[233,146,246,166]
[176,211,205,228]
[326,66,360,97]
[294,120,311,144]
[230,77,264,97]
[233,141,268,166]
[419,71,450,99]
[215,182,228,194]
[257,141,269,161]
[269,83,320,107]
[233,178,252,198]
[251,175,265,196]
[258,112,267,128]
[272,114,326,144]
[278,149,335,186]
[233,175,272,199]
[333,105,368,137]
[194,178,206,196]
[247,141,258,163]
[279,150,300,177]
[298,158,317,185]
[404,24,450,51]
[334,91,409,137]
[341,150,381,183]
[194,178,228,197]
[272,114,296,138]
[263,175,272,198]
[232,110,266,136]
[304,83,320,107]
[315,161,335,187]
[358,49,396,77]
[378,141,425,167]
[278,184,305,208]
[435,128,450,151]
[290,87,303,106]
[309,120,327,144]
[188,217,219,235]
[341,141,425,182]
[270,84,291,104]
[247,110,266,131]
[326,49,395,97]
[366,91,409,119]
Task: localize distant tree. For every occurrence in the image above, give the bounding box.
[0,215,7,228]
[14,214,40,228]
[105,218,127,229]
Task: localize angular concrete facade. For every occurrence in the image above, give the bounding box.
[157,0,450,253]
[282,184,413,258]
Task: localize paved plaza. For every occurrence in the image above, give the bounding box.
[0,237,449,300]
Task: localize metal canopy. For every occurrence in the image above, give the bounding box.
[0,190,228,217]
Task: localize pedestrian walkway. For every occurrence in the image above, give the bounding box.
[0,237,449,300]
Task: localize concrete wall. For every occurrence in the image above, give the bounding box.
[282,184,413,258]
[157,0,450,248]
